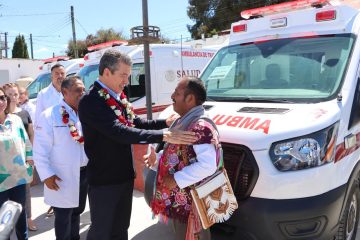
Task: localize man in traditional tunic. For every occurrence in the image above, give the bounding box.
[149,77,220,240]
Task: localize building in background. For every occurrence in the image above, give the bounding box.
[0,59,42,86]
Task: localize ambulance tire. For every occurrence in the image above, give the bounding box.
[336,180,360,240]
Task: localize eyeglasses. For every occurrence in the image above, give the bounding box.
[0,95,7,101]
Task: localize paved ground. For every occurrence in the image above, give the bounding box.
[10,183,175,240]
[7,183,360,240]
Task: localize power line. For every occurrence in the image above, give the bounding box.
[44,19,72,36]
[0,12,66,17]
[75,18,89,35]
[32,38,67,45]
[36,15,70,36]
[7,35,61,39]
[32,42,65,49]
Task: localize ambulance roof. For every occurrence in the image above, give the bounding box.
[229,0,360,45]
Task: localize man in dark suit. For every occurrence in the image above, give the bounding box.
[78,49,196,240]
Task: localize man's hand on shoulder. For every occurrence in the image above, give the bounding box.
[44,175,62,191]
[163,129,197,145]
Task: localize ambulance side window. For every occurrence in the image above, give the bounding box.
[349,77,360,129]
[128,63,145,102]
[27,73,51,99]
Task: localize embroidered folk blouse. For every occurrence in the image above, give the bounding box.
[0,114,33,192]
[151,119,219,223]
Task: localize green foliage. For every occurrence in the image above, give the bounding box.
[66,28,128,58]
[187,0,290,39]
[66,39,88,58]
[12,35,29,59]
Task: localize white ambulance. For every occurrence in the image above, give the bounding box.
[146,0,360,239]
[77,41,219,118]
[27,56,84,103]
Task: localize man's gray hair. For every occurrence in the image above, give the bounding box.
[99,49,132,76]
[61,75,82,93]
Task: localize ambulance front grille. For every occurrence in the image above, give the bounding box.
[221,143,259,201]
[238,107,290,114]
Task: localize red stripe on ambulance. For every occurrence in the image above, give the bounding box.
[212,114,271,134]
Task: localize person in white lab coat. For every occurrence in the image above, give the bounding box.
[34,63,66,217]
[34,63,65,125]
[33,76,88,240]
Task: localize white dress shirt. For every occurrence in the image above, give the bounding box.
[172,144,217,189]
[33,100,88,208]
[96,79,120,101]
[34,83,63,126]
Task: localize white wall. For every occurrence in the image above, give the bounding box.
[0,59,43,84]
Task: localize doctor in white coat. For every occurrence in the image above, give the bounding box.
[34,63,65,126]
[33,76,88,240]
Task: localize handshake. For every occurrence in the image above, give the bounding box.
[143,129,197,168]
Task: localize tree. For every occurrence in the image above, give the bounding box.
[21,35,29,59]
[66,28,128,58]
[65,39,88,58]
[94,28,127,45]
[187,0,290,39]
[12,35,29,59]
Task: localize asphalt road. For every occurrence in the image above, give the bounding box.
[10,183,175,240]
[7,183,360,240]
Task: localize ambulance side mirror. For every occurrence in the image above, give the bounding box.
[325,59,339,67]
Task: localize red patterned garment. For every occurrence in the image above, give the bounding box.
[151,119,220,223]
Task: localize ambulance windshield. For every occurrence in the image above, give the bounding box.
[201,34,354,103]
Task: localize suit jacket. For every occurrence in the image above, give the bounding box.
[78,81,167,186]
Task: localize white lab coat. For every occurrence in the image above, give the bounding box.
[34,83,62,126]
[33,101,88,208]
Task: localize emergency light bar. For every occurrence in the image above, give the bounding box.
[316,10,336,21]
[42,56,69,64]
[87,40,128,52]
[241,0,330,19]
[232,24,247,33]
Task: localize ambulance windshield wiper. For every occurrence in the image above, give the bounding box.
[220,97,294,103]
[248,98,294,103]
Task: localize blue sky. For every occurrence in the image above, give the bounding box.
[0,0,193,59]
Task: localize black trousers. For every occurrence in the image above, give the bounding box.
[0,184,27,240]
[53,169,88,240]
[86,180,134,240]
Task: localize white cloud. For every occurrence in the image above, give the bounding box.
[34,47,49,53]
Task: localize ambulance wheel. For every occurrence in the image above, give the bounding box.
[336,180,360,240]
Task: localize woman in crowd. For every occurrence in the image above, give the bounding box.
[3,83,37,231]
[0,86,33,240]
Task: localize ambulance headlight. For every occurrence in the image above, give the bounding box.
[270,123,339,171]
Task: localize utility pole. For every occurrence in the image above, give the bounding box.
[0,34,2,59]
[30,34,34,59]
[4,32,8,58]
[142,0,152,120]
[70,6,78,58]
